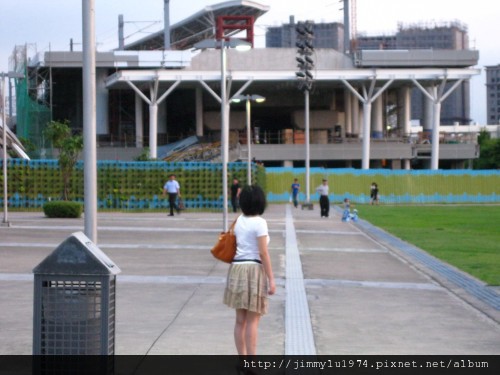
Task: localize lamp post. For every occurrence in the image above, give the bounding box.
[231,94,265,185]
[1,71,24,227]
[193,38,251,231]
[82,0,97,242]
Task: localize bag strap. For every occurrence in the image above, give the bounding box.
[228,215,240,233]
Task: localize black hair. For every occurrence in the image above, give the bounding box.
[238,185,266,216]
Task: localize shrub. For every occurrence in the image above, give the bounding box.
[43,201,83,218]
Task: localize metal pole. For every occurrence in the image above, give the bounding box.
[305,89,310,203]
[221,43,229,232]
[82,0,98,242]
[343,0,350,54]
[246,96,251,185]
[163,0,171,50]
[2,74,8,226]
[118,15,124,50]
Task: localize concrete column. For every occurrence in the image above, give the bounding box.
[371,95,383,139]
[95,68,109,135]
[398,86,412,170]
[431,100,441,170]
[158,100,167,134]
[195,86,203,137]
[351,94,360,136]
[135,93,143,148]
[423,87,434,132]
[361,101,372,169]
[422,87,434,169]
[401,86,411,137]
[344,89,352,137]
[149,104,158,159]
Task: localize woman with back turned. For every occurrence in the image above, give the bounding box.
[223,185,276,357]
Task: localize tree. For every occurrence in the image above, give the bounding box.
[474,129,500,169]
[44,120,83,200]
[134,147,155,161]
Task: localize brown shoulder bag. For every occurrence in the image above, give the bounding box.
[210,217,238,263]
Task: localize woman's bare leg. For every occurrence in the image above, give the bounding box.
[244,311,261,355]
[234,309,248,355]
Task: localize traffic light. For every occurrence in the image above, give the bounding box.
[296,21,314,91]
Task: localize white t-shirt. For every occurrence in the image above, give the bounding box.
[233,215,269,261]
[316,184,329,196]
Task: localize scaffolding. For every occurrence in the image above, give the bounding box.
[11,44,52,158]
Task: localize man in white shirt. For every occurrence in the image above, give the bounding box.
[162,174,181,216]
[316,179,330,218]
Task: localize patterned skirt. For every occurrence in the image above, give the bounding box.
[223,263,269,315]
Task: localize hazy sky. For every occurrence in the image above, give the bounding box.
[1,0,498,123]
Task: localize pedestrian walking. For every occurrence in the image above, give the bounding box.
[370,182,379,205]
[162,174,181,216]
[290,178,300,208]
[230,178,242,213]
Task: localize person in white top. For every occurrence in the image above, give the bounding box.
[162,174,181,216]
[316,178,330,217]
[223,185,275,356]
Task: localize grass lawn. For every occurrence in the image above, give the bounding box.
[356,205,500,286]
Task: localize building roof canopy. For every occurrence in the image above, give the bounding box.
[105,48,480,90]
[124,0,270,51]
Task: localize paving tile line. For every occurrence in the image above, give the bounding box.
[284,204,317,355]
[356,218,500,311]
[0,273,446,292]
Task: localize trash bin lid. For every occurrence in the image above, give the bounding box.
[33,231,121,276]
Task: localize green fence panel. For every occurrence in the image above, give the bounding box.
[2,159,267,210]
[265,168,500,204]
[3,161,499,209]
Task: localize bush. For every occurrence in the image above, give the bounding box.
[43,201,83,218]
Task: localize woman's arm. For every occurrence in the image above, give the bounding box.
[258,235,275,295]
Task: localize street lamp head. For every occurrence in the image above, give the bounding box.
[252,95,266,103]
[231,94,266,104]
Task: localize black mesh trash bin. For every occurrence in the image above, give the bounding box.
[33,231,121,355]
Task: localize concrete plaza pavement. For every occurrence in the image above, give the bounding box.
[0,204,499,355]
